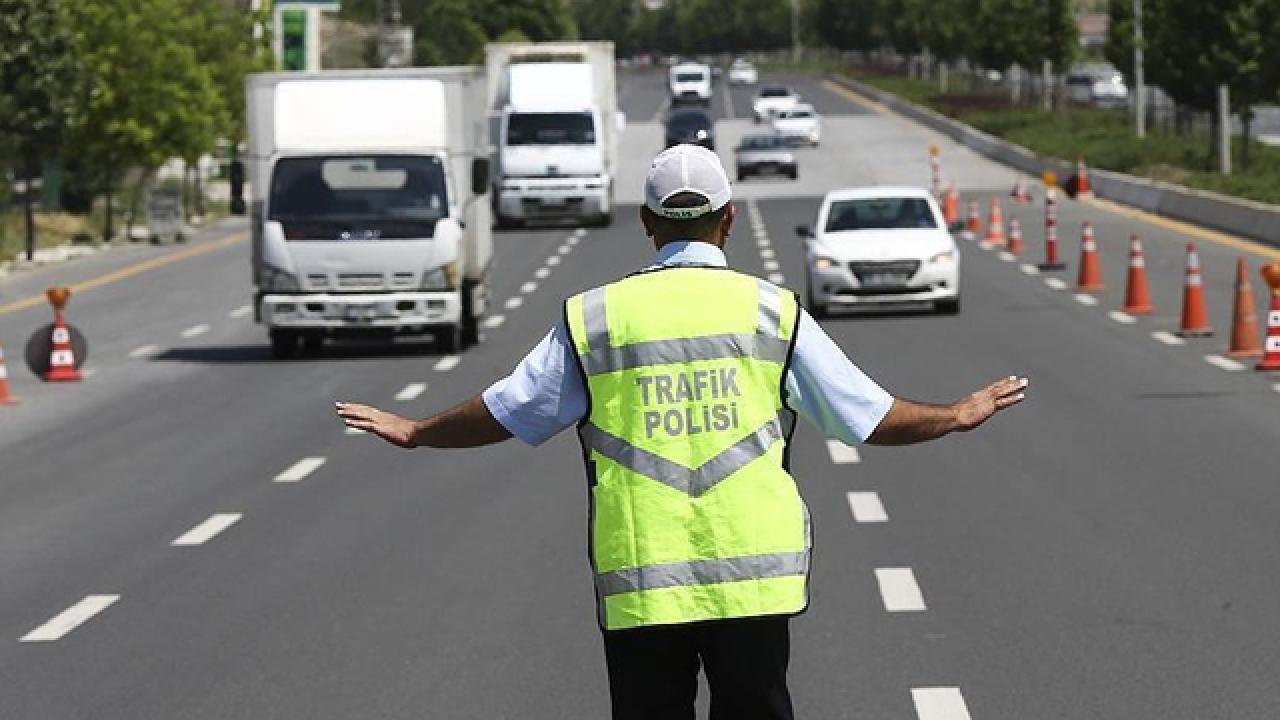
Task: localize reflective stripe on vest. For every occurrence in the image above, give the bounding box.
[567,268,810,631]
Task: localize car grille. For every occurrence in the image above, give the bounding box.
[849,260,921,284]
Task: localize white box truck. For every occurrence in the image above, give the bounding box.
[486,42,620,228]
[245,68,493,358]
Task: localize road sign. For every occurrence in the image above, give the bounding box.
[146,188,183,243]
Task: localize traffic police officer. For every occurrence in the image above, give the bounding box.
[336,144,1029,719]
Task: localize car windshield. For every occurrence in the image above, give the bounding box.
[507,112,596,145]
[668,111,711,131]
[740,135,783,149]
[676,72,705,82]
[269,155,447,240]
[759,86,790,98]
[824,197,938,232]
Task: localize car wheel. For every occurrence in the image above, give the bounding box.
[269,329,299,360]
[494,213,521,231]
[805,273,829,320]
[936,298,961,315]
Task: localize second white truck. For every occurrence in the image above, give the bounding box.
[486,42,620,228]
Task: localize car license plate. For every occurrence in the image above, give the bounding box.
[862,273,908,288]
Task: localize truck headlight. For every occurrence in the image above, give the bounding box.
[420,262,457,290]
[262,264,299,292]
[812,256,839,270]
[928,250,957,265]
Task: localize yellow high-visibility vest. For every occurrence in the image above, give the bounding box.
[564,266,810,631]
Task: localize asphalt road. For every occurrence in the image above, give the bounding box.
[2,69,1279,719]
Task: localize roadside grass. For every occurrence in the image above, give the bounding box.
[0,208,102,266]
[848,69,1280,206]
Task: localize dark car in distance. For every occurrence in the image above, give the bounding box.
[664,109,715,151]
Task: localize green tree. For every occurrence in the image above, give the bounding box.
[0,0,80,260]
[413,0,488,65]
[1103,0,1134,80]
[473,0,577,44]
[574,0,635,54]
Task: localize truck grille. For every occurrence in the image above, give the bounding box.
[337,273,386,290]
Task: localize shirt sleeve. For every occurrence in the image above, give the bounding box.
[482,321,588,446]
[784,309,895,444]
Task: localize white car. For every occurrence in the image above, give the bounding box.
[669,62,712,104]
[797,187,960,317]
[752,85,798,123]
[770,103,821,146]
[728,59,758,85]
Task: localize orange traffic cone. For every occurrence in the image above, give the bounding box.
[45,288,82,383]
[1075,156,1093,197]
[964,200,981,241]
[1177,243,1213,338]
[943,185,959,226]
[1226,258,1263,359]
[1122,234,1154,315]
[1257,262,1280,371]
[1076,222,1104,291]
[983,198,1006,246]
[1007,217,1025,256]
[1010,177,1031,204]
[0,344,18,405]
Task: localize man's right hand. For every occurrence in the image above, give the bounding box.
[951,376,1029,432]
[335,402,418,448]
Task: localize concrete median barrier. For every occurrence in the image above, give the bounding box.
[829,74,1280,250]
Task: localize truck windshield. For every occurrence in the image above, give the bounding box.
[268,155,447,240]
[676,72,705,83]
[506,112,596,145]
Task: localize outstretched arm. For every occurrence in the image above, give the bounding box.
[866,376,1028,446]
[335,396,513,449]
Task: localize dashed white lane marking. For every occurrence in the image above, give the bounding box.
[535,267,551,279]
[181,323,210,339]
[547,255,562,266]
[558,245,572,255]
[998,251,1016,262]
[395,382,428,401]
[229,305,253,319]
[768,272,786,285]
[825,439,861,464]
[760,248,776,259]
[756,238,771,248]
[433,355,460,372]
[911,687,973,720]
[504,296,524,310]
[21,595,120,643]
[1020,263,1040,275]
[172,513,242,546]
[1109,311,1136,324]
[1152,330,1186,346]
[483,314,506,329]
[128,344,160,359]
[573,228,586,239]
[847,492,888,523]
[1205,354,1246,372]
[274,456,326,484]
[875,567,927,612]
[1044,277,1068,290]
[763,260,780,272]
[520,281,538,294]
[1073,293,1099,306]
[1272,383,1280,394]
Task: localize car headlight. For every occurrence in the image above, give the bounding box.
[262,264,299,292]
[812,256,839,270]
[420,263,457,290]
[928,250,957,265]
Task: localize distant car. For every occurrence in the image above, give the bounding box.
[665,109,715,150]
[1066,71,1129,108]
[669,62,712,105]
[770,103,821,146]
[728,59,758,85]
[752,84,798,123]
[734,132,797,181]
[796,187,960,317]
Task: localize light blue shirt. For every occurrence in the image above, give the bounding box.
[483,241,895,447]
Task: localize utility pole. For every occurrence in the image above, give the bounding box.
[790,0,801,64]
[1133,0,1145,138]
[1219,84,1231,175]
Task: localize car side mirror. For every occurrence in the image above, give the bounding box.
[471,157,490,196]
[795,225,812,238]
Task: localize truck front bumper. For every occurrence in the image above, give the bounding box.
[260,291,460,332]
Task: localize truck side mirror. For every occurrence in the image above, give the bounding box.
[471,157,490,196]
[795,225,812,239]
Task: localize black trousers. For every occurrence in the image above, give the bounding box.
[602,615,794,720]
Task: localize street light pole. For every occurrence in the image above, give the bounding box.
[790,0,801,64]
[1133,0,1145,138]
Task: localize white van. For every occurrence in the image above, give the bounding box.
[669,62,712,105]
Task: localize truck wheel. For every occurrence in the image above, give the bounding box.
[435,325,462,354]
[495,213,521,231]
[270,329,299,360]
[460,282,480,347]
[935,298,961,315]
[300,333,324,355]
[596,212,612,228]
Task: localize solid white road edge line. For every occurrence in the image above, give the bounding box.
[1151,330,1186,346]
[395,382,428,401]
[911,687,973,720]
[847,492,888,523]
[128,344,160,359]
[1205,354,1246,372]
[483,315,506,329]
[181,323,210,339]
[875,567,927,612]
[504,296,524,310]
[1109,311,1137,324]
[21,595,120,643]
[825,438,861,464]
[172,513,242,546]
[433,355,460,372]
[274,456,326,483]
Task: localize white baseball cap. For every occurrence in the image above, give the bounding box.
[644,144,732,220]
